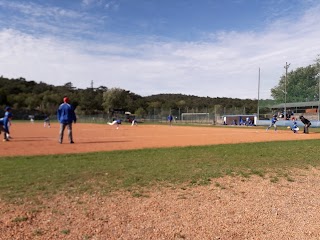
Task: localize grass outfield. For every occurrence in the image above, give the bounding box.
[1,139,320,202]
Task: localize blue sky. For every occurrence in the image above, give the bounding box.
[1,0,320,99]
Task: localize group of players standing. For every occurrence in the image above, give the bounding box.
[0,96,140,144]
[0,97,77,144]
[266,114,312,134]
[1,99,315,144]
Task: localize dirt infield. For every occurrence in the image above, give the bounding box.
[1,122,319,157]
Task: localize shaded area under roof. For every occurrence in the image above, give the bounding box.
[271,101,320,109]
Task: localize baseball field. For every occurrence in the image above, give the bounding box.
[1,122,320,239]
[1,122,319,157]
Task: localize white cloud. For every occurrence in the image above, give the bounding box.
[81,0,96,6]
[104,1,119,10]
[1,3,320,99]
[0,1,82,18]
[0,0,100,40]
[81,0,118,10]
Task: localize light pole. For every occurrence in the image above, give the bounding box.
[317,73,320,121]
[257,67,260,120]
[284,62,290,119]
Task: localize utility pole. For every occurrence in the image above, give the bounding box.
[284,62,290,119]
[91,80,94,89]
[317,73,320,121]
[257,67,260,121]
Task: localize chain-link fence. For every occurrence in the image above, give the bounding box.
[2,106,270,125]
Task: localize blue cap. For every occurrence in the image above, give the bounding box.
[5,106,11,111]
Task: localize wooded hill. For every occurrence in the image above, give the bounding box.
[0,76,266,119]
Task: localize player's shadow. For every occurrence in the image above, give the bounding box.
[77,140,130,144]
[10,139,130,143]
[13,137,52,142]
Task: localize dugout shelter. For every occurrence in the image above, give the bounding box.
[222,115,257,126]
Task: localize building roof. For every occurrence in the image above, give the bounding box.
[271,101,320,109]
[223,114,256,117]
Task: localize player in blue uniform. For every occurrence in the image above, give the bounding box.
[131,119,138,126]
[57,97,77,144]
[44,115,51,128]
[108,119,122,129]
[167,114,173,126]
[266,115,278,131]
[130,116,138,126]
[0,112,13,142]
[3,106,12,139]
[290,117,299,133]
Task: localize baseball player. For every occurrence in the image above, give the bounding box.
[167,114,173,126]
[0,112,13,142]
[131,119,137,126]
[266,114,278,131]
[290,117,299,133]
[108,119,121,129]
[4,106,12,139]
[44,115,51,128]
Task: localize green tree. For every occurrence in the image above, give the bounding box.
[134,107,147,117]
[102,88,133,114]
[147,101,162,118]
[271,57,320,102]
[41,92,61,115]
[79,88,99,114]
[0,89,7,105]
[25,94,41,110]
[7,93,28,109]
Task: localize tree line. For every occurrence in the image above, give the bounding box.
[1,56,319,119]
[0,77,260,119]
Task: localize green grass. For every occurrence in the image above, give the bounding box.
[1,140,320,202]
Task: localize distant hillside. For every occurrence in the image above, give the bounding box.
[1,76,273,117]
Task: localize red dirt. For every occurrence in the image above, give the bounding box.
[1,122,319,157]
